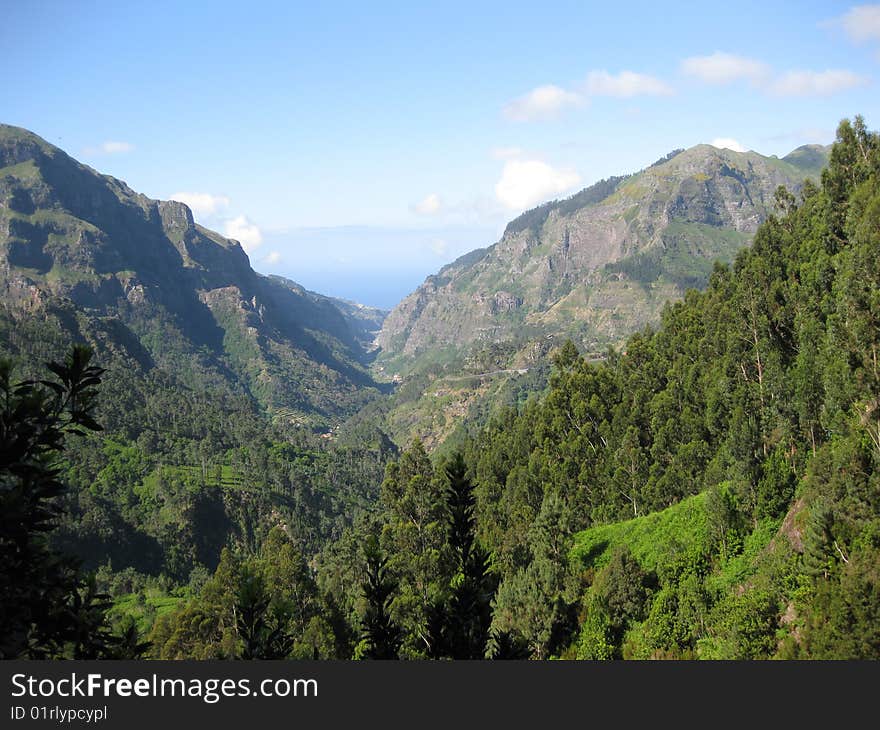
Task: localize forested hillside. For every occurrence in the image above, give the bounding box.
[456,116,880,658]
[140,117,880,660]
[2,117,878,660]
[0,124,394,631]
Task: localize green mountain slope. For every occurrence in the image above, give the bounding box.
[0,124,394,583]
[370,142,829,449]
[0,123,384,426]
[378,143,829,371]
[454,118,880,659]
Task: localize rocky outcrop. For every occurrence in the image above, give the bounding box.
[157,199,195,233]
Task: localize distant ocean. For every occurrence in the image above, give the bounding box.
[288,269,429,310]
[256,224,500,311]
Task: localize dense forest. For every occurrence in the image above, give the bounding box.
[2,117,879,659]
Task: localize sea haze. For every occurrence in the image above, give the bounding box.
[255,224,500,309]
[286,269,431,311]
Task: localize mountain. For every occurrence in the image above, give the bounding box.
[266,274,387,354]
[377,143,829,372]
[0,123,396,582]
[453,118,880,660]
[369,142,829,449]
[0,123,385,427]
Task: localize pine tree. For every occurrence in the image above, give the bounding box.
[234,566,295,659]
[487,628,531,660]
[378,440,445,653]
[429,454,498,659]
[360,534,402,659]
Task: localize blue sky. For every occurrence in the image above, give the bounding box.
[4,1,880,307]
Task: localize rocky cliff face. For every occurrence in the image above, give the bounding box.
[377,143,828,372]
[0,124,384,425]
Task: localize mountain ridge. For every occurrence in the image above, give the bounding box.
[369,140,830,449]
[0,123,385,426]
[376,141,830,372]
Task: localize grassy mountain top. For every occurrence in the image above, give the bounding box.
[782,143,832,177]
[378,140,829,372]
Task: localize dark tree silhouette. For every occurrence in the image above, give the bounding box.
[234,567,295,659]
[429,454,498,659]
[0,345,145,658]
[360,534,402,659]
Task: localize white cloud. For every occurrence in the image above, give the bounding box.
[491,146,524,160]
[710,138,747,152]
[83,140,135,155]
[494,159,581,211]
[583,70,673,97]
[501,72,672,122]
[681,51,866,97]
[412,193,442,215]
[263,251,282,265]
[836,4,880,43]
[169,191,230,218]
[503,85,584,121]
[428,238,448,256]
[768,69,867,96]
[223,215,263,252]
[681,52,769,85]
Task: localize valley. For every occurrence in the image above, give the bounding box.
[3,117,879,662]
